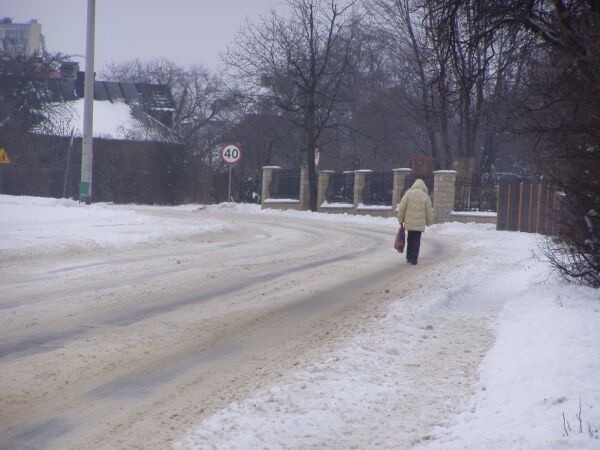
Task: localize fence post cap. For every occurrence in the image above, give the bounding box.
[354,169,373,173]
[319,170,335,174]
[433,170,457,174]
[393,168,412,172]
[262,166,282,170]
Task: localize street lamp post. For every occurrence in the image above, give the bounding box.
[79,0,95,204]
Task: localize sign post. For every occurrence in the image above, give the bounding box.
[220,144,242,202]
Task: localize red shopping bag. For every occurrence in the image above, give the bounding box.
[394,225,405,253]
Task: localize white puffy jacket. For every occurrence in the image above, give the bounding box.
[397,179,433,231]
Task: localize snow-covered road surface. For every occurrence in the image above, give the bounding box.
[1,198,598,450]
[2,204,468,449]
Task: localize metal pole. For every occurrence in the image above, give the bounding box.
[228,166,232,202]
[79,0,95,204]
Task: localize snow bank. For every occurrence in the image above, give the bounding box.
[0,195,228,260]
[421,277,600,450]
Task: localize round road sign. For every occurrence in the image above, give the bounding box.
[221,144,242,165]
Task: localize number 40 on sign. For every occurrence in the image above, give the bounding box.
[220,144,242,165]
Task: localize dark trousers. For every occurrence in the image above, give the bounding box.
[406,230,422,263]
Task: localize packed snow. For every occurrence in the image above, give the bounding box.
[0,195,227,261]
[1,194,598,449]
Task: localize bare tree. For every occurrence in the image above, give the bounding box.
[0,40,71,133]
[368,0,451,168]
[102,58,236,201]
[322,22,404,169]
[101,58,228,146]
[488,1,599,286]
[421,0,599,286]
[225,0,359,211]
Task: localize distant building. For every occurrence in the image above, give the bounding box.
[0,18,42,57]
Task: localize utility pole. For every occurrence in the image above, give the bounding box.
[79,0,95,204]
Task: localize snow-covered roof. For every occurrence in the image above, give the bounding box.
[0,74,175,110]
[35,99,144,140]
[1,73,177,141]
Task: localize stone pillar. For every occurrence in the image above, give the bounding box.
[433,170,457,223]
[261,166,281,207]
[299,166,310,210]
[392,168,412,211]
[353,169,372,208]
[318,170,334,208]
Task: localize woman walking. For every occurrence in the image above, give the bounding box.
[397,179,433,265]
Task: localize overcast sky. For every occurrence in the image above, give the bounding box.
[2,0,283,72]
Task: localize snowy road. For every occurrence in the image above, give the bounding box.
[2,198,599,449]
[1,206,484,449]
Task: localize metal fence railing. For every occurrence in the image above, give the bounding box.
[362,171,393,206]
[454,177,498,212]
[269,169,300,199]
[326,171,354,204]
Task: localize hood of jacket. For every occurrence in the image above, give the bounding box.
[410,178,429,194]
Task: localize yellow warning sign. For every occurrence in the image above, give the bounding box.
[0,147,10,164]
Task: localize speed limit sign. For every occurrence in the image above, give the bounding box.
[221,144,242,165]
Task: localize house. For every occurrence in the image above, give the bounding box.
[0,63,187,204]
[0,18,42,57]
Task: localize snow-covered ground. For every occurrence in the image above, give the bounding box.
[0,195,227,261]
[1,195,598,449]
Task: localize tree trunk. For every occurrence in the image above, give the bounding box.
[404,3,441,169]
[306,102,318,212]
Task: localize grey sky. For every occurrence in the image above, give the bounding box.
[2,0,282,72]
